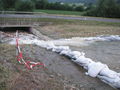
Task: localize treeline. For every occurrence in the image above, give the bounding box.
[0,0,35,11]
[0,0,86,12]
[34,0,85,11]
[0,0,120,18]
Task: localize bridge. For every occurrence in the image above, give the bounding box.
[0,11,48,27]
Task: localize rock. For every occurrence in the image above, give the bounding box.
[49,75,54,78]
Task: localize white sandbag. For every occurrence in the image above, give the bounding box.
[99,67,119,78]
[73,57,93,69]
[52,46,69,53]
[87,62,107,77]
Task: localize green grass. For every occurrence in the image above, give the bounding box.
[34,9,84,16]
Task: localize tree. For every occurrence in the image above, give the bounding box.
[0,0,3,10]
[75,5,85,11]
[2,0,17,10]
[15,0,35,11]
[86,3,96,11]
[35,0,48,9]
[64,3,73,11]
[84,0,120,18]
[95,0,119,17]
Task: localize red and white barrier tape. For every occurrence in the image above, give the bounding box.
[16,30,45,70]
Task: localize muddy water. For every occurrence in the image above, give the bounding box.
[27,42,120,89]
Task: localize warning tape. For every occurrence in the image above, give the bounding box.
[16,30,45,70]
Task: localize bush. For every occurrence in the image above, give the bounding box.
[15,0,35,12]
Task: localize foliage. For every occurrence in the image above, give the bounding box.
[48,0,97,4]
[75,5,85,11]
[84,0,120,18]
[0,0,3,10]
[0,0,17,10]
[15,0,35,11]
[36,1,74,11]
[35,0,48,9]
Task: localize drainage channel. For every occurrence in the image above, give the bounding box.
[0,27,31,33]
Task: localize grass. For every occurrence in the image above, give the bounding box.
[37,18,120,26]
[34,9,84,16]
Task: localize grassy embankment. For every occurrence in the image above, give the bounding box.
[34,9,85,16]
[35,18,120,39]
